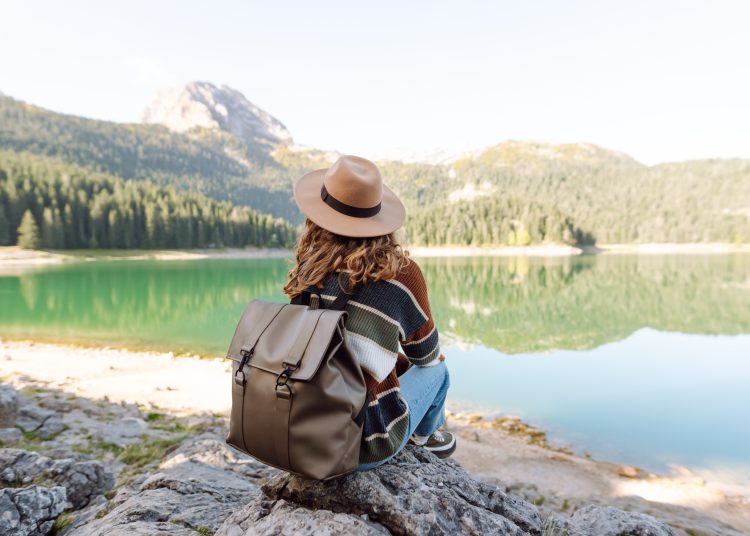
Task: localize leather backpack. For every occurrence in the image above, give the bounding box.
[225,284,368,480]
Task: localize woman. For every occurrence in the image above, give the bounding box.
[284,155,456,470]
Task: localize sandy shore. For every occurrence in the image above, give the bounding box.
[408,244,583,257]
[410,242,750,257]
[3,242,748,267]
[1,339,747,534]
[590,243,750,255]
[0,246,291,266]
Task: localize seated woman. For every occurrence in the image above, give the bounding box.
[284,155,456,470]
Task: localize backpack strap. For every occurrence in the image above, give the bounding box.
[291,278,360,311]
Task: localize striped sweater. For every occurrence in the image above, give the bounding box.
[305,259,443,464]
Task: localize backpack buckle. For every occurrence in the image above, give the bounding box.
[234,349,253,386]
[275,365,295,398]
[275,365,293,387]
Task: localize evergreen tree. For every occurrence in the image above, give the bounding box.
[17,209,40,249]
[0,204,10,245]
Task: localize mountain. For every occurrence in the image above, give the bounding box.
[142,81,293,149]
[1,85,749,249]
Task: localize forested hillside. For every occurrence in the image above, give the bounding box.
[406,195,591,246]
[0,96,301,223]
[1,91,749,248]
[392,143,750,245]
[0,151,294,249]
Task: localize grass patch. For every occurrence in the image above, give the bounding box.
[20,386,46,397]
[117,435,185,469]
[51,512,74,534]
[145,412,163,422]
[15,429,46,451]
[94,505,112,519]
[532,496,545,506]
[152,419,203,434]
[194,527,213,535]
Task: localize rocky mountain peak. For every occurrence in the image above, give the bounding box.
[142,81,292,147]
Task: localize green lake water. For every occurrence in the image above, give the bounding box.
[1,254,749,478]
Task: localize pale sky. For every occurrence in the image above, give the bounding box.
[1,0,748,165]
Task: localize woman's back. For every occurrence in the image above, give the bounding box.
[307,259,443,465]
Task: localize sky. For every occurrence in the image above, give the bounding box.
[1,0,748,165]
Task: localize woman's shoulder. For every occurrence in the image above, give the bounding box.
[392,258,426,288]
[388,258,431,311]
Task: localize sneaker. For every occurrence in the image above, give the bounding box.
[409,430,457,459]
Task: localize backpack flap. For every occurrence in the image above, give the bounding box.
[226,300,347,381]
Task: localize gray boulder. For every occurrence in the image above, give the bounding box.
[0,383,19,427]
[71,434,274,535]
[0,485,68,536]
[219,498,391,536]
[16,401,67,440]
[0,426,22,445]
[544,504,678,536]
[218,445,543,536]
[93,417,148,447]
[0,448,113,509]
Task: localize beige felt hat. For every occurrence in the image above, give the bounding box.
[293,155,406,238]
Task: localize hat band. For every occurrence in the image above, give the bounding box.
[320,185,382,218]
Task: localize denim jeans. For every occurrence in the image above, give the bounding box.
[357,360,450,471]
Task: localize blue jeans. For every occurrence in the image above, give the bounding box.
[357,360,450,471]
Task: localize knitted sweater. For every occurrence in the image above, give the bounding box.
[305,259,443,464]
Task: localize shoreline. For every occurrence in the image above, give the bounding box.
[1,338,747,533]
[0,246,292,266]
[409,242,750,257]
[2,242,749,267]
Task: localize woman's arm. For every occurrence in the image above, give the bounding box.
[397,260,444,367]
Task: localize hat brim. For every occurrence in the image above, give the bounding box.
[293,168,406,238]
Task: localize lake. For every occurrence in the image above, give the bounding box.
[1,253,749,480]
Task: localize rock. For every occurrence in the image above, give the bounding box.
[16,400,67,439]
[219,498,391,536]
[0,383,19,426]
[0,426,22,445]
[218,446,543,536]
[94,417,148,447]
[544,504,677,536]
[142,81,293,148]
[72,434,270,535]
[0,448,113,509]
[617,464,638,478]
[0,485,68,536]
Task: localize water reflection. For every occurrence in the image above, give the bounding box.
[422,254,750,353]
[0,254,748,356]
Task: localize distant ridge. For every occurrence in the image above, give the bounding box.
[1,85,748,245]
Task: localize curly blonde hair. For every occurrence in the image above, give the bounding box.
[284,218,411,299]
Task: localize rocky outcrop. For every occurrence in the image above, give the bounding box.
[70,434,276,535]
[0,485,68,536]
[93,417,148,447]
[215,445,678,536]
[16,399,67,440]
[0,382,682,536]
[545,505,677,536]
[142,81,293,148]
[0,448,113,509]
[0,426,22,445]
[218,446,542,536]
[0,383,19,426]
